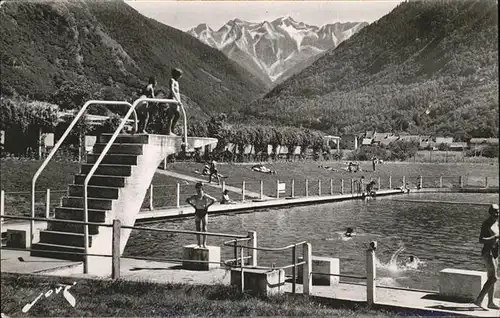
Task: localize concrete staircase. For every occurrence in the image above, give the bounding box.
[31,133,217,272]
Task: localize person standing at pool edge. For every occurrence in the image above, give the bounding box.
[186,182,216,248]
[474,204,500,310]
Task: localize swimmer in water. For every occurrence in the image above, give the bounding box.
[344,227,354,237]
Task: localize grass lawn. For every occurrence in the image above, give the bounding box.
[0,273,395,317]
[1,159,498,219]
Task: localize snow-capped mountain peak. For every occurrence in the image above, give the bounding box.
[188,17,368,84]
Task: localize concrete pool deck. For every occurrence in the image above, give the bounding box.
[1,249,499,317]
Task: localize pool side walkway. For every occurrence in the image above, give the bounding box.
[136,188,403,221]
[1,250,499,317]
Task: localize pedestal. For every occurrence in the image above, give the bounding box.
[230,268,285,296]
[7,229,27,248]
[182,244,220,271]
[298,256,339,286]
[439,268,487,301]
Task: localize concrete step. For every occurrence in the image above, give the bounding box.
[68,184,119,200]
[86,153,138,166]
[47,219,100,235]
[93,143,143,155]
[74,174,126,187]
[62,196,113,210]
[31,242,85,261]
[55,206,109,223]
[80,164,132,177]
[98,134,149,144]
[39,230,93,247]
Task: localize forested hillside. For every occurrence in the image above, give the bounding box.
[0,0,267,115]
[244,0,499,140]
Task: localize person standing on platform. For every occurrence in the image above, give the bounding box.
[166,68,184,136]
[137,76,157,133]
[186,182,216,248]
[475,204,500,310]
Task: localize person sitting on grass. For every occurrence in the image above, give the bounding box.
[221,190,236,205]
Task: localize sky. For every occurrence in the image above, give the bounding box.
[125,0,404,31]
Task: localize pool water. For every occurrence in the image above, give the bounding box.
[124,192,499,294]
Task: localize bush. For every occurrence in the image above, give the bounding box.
[481,145,499,158]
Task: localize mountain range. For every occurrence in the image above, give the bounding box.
[0,0,267,117]
[243,0,499,139]
[188,17,367,86]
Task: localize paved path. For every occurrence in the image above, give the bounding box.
[155,169,271,199]
[2,250,499,317]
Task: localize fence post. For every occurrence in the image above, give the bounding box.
[176,183,180,208]
[377,177,381,190]
[276,180,280,199]
[419,176,423,189]
[350,178,354,194]
[318,180,321,196]
[292,244,297,294]
[222,181,226,192]
[0,190,4,226]
[260,181,264,200]
[112,219,121,279]
[402,176,406,188]
[45,188,51,219]
[149,184,154,211]
[366,242,376,306]
[459,176,463,188]
[302,243,312,295]
[330,179,334,196]
[291,179,295,198]
[485,177,489,188]
[242,181,246,202]
[305,179,309,197]
[439,176,443,188]
[240,246,245,293]
[389,176,392,189]
[248,231,257,267]
[341,179,344,194]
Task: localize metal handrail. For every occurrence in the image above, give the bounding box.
[31,101,138,247]
[1,214,113,227]
[223,240,307,252]
[82,97,180,273]
[121,224,248,239]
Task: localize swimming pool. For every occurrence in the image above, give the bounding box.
[124,192,499,294]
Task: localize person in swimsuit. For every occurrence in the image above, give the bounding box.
[166,68,183,136]
[137,76,156,133]
[208,160,220,185]
[475,204,500,310]
[186,182,216,248]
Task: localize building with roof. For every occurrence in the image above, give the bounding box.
[341,134,358,150]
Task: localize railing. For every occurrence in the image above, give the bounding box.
[1,214,251,280]
[82,97,181,273]
[30,101,138,250]
[7,175,496,223]
[222,238,309,294]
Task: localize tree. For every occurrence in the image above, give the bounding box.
[50,78,101,110]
